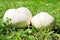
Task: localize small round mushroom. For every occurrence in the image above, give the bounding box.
[31,12,56,29]
[17,7,32,20]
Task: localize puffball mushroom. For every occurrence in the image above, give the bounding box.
[17,7,32,20]
[31,12,55,29]
[3,7,32,28]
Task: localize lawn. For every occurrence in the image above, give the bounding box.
[0,0,60,40]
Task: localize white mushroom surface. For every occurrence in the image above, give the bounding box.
[31,12,55,29]
[3,7,32,28]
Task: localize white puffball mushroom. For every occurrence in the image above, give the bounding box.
[17,7,32,20]
[3,9,17,24]
[31,12,55,29]
[3,8,32,28]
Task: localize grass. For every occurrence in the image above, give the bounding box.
[0,0,60,40]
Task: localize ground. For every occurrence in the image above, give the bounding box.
[0,0,60,40]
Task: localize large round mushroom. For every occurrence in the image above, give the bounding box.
[3,7,32,28]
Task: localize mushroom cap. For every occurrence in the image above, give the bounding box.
[17,7,32,20]
[3,8,32,28]
[31,12,55,29]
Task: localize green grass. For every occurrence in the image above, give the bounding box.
[0,0,60,40]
